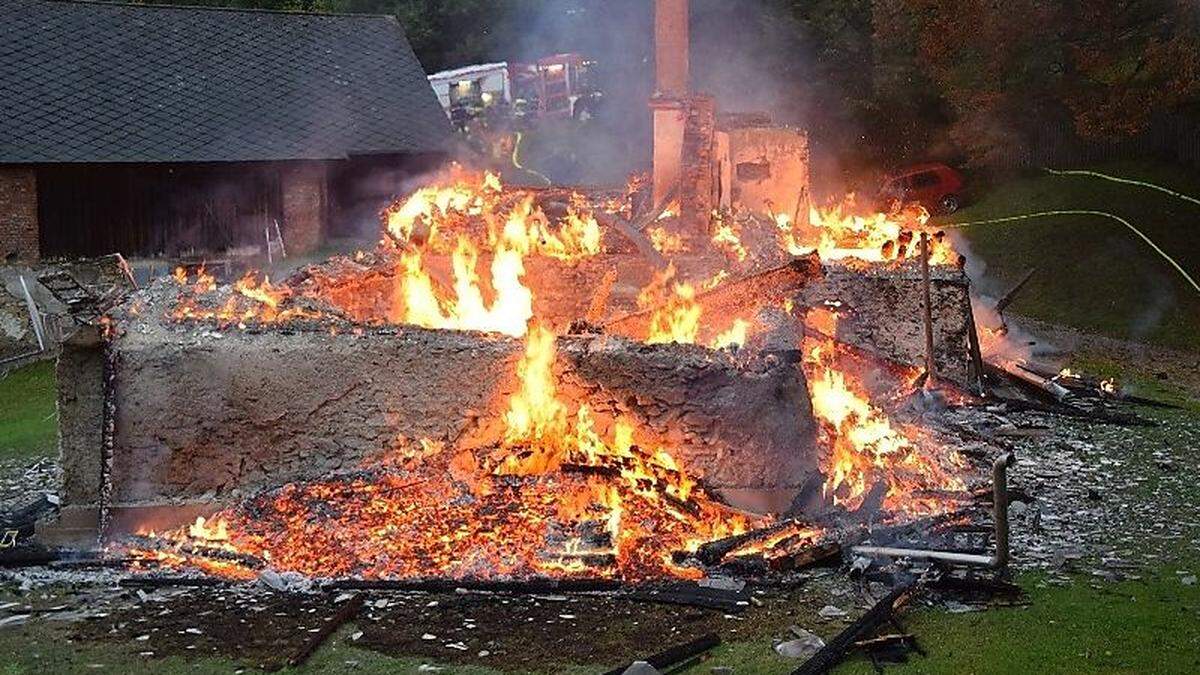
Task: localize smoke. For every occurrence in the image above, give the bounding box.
[478,1,817,185]
[689,0,811,123]
[496,0,655,185]
[951,232,1050,363]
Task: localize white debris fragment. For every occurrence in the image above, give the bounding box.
[817,605,847,620]
[776,629,825,659]
[0,614,30,629]
[421,633,437,641]
[622,661,662,675]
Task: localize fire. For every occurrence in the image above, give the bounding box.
[171,269,319,327]
[649,226,687,254]
[712,220,749,262]
[646,282,701,346]
[775,197,958,266]
[804,336,966,515]
[125,325,755,581]
[140,166,981,583]
[711,319,749,350]
[501,325,569,460]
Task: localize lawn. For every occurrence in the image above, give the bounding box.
[2,566,1195,674]
[940,161,1200,352]
[0,359,57,462]
[679,568,1200,675]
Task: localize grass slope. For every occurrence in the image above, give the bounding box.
[0,360,57,462]
[941,161,1200,352]
[835,571,1200,675]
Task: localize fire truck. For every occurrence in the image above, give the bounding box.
[427,53,601,126]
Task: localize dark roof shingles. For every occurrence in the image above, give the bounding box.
[0,0,450,163]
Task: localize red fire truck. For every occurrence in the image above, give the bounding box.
[510,53,602,121]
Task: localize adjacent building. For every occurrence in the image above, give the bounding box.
[0,0,451,261]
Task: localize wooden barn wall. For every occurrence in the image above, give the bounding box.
[37,163,283,259]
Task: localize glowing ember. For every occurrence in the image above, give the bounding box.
[649,226,687,255]
[712,221,749,262]
[135,166,981,583]
[123,326,757,581]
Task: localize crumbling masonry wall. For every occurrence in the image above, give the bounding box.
[801,262,977,384]
[54,308,819,523]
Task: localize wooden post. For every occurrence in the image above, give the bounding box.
[919,233,937,383]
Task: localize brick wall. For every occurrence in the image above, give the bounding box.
[0,167,39,260]
[281,163,327,256]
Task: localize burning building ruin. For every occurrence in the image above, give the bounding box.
[44,160,978,580]
[40,0,991,584]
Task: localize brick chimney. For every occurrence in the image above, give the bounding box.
[655,0,689,98]
[651,0,689,210]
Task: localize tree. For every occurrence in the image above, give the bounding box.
[1061,0,1200,139]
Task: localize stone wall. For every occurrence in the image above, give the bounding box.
[54,294,819,521]
[281,162,328,256]
[716,125,810,216]
[0,167,39,261]
[800,262,978,384]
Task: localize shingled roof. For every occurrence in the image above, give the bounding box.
[0,0,452,163]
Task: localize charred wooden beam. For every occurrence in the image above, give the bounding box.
[0,543,63,568]
[994,268,1037,316]
[791,580,922,675]
[854,633,917,650]
[602,633,720,675]
[768,542,842,572]
[324,577,622,594]
[964,299,988,396]
[0,494,58,538]
[987,358,1071,402]
[628,582,751,613]
[690,519,799,566]
[919,233,937,383]
[605,255,823,340]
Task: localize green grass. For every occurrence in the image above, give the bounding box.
[0,360,57,462]
[3,569,1197,675]
[674,569,1200,675]
[834,571,1200,675]
[941,161,1200,352]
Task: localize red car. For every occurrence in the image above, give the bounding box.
[878,163,967,214]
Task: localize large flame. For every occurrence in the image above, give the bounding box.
[803,334,966,516]
[143,168,979,582]
[128,325,755,580]
[776,196,958,266]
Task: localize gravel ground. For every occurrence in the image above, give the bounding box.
[1004,406,1200,581]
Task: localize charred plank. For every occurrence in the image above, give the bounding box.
[602,632,720,675]
[791,580,922,675]
[282,593,366,669]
